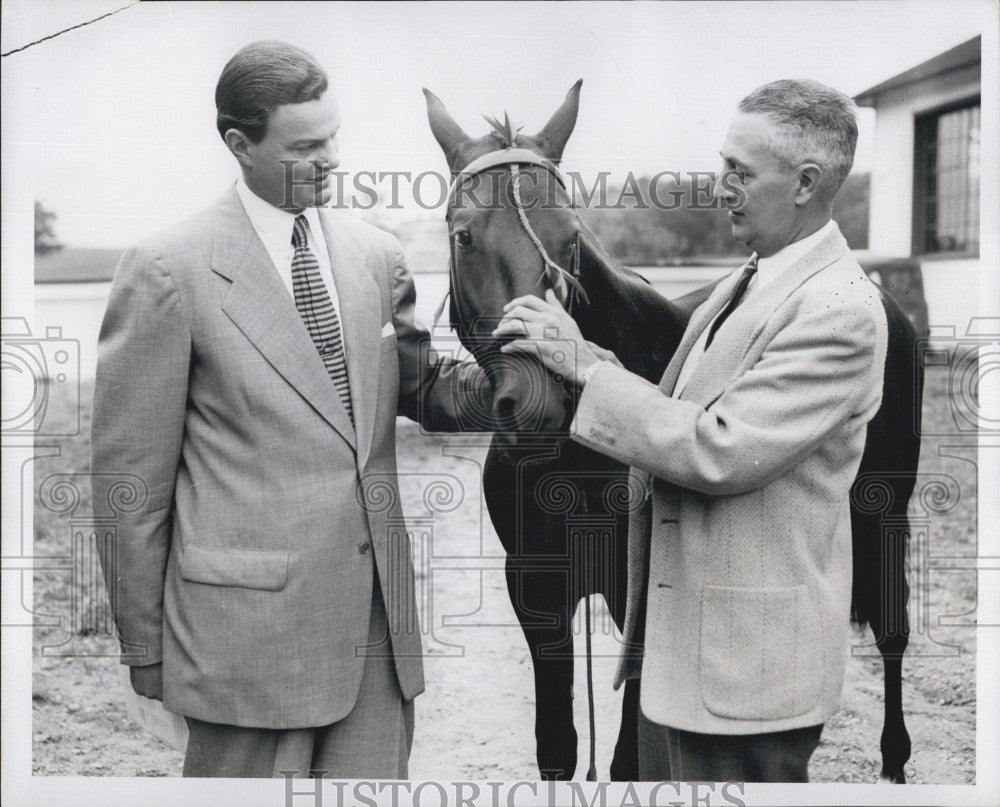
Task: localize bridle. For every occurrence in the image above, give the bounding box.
[432,147,589,351]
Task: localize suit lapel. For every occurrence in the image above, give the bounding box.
[680,226,850,407]
[319,210,382,469]
[211,187,357,451]
[656,268,747,395]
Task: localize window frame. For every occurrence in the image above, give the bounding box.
[911,95,981,259]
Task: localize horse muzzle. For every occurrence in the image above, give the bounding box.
[487,350,574,435]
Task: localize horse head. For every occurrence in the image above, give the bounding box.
[424,82,585,437]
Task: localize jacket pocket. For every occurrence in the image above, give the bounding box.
[179,543,289,591]
[699,584,822,720]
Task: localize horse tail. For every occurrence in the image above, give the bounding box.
[849,288,922,637]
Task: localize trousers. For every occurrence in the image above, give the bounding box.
[182,577,413,778]
[638,710,823,782]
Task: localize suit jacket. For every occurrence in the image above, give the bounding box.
[91,186,489,728]
[572,225,888,734]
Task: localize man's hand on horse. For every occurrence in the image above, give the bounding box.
[494,290,600,387]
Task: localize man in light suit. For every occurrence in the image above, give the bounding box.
[496,80,888,781]
[91,41,489,778]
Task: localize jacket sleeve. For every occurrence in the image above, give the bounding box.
[571,300,886,495]
[390,245,494,431]
[90,245,191,665]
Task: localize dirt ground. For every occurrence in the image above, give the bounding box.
[31,366,977,783]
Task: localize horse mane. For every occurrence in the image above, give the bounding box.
[577,218,622,271]
[577,218,652,289]
[573,218,695,383]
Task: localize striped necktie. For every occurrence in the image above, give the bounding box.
[290,214,353,424]
[705,254,759,348]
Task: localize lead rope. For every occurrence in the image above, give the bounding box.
[580,481,597,782]
[509,164,590,309]
[584,583,597,781]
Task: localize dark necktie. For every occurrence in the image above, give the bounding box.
[705,254,759,348]
[290,214,353,424]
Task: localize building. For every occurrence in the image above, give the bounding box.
[854,36,981,340]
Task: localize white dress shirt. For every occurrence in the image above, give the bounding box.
[235,178,342,321]
[672,219,836,397]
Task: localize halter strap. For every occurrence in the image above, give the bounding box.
[434,147,587,344]
[446,147,566,205]
[509,164,588,305]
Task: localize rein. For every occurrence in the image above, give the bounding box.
[432,148,589,347]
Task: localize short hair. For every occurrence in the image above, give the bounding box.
[738,79,858,196]
[215,41,328,143]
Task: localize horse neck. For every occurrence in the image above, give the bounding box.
[573,223,689,383]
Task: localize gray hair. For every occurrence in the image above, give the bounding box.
[738,79,858,196]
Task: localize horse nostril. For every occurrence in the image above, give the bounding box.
[496,395,517,426]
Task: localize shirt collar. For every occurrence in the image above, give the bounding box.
[754,219,837,292]
[235,177,324,247]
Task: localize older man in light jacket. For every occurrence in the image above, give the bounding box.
[496,79,888,782]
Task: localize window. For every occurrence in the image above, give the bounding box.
[913,99,980,256]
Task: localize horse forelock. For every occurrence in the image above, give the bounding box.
[482,111,521,149]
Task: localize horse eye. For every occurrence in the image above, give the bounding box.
[454,230,473,249]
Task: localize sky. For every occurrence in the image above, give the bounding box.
[1,0,991,247]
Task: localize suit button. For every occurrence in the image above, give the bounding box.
[358,541,371,555]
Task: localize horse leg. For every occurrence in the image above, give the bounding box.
[603,494,639,782]
[878,643,910,783]
[486,443,584,779]
[851,502,912,783]
[610,677,640,781]
[860,288,919,784]
[505,561,579,780]
[871,528,911,784]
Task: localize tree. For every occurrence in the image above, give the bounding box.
[580,175,743,265]
[831,173,870,250]
[35,201,62,254]
[580,171,871,264]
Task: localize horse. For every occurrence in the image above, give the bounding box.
[423,81,921,783]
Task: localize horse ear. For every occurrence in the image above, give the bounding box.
[532,80,582,162]
[423,88,471,171]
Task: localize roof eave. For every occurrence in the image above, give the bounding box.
[853,35,981,107]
